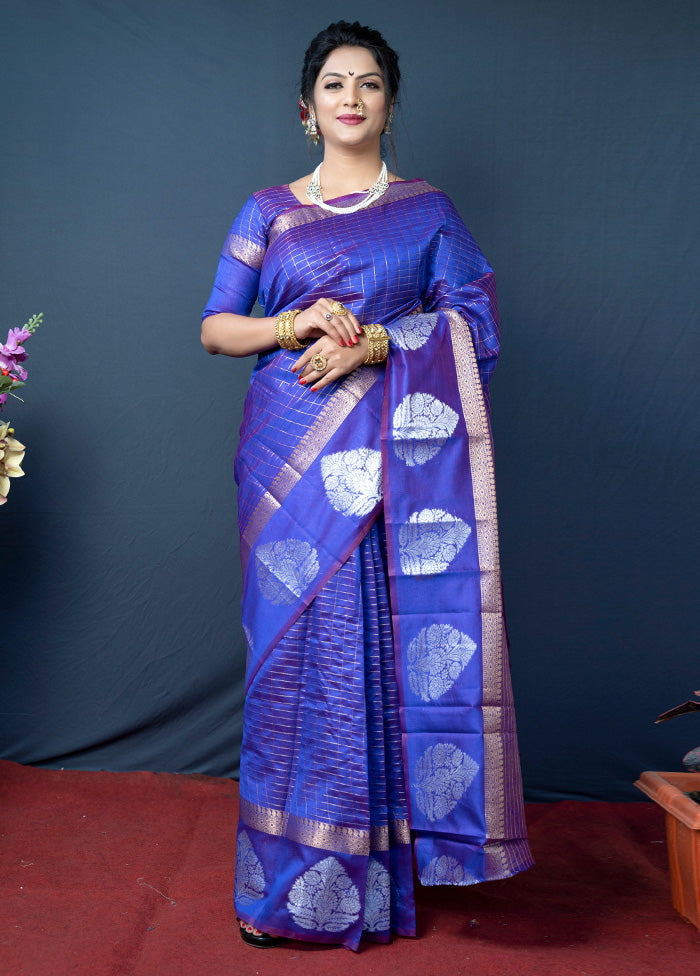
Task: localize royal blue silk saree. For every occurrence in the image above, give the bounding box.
[203,179,533,949]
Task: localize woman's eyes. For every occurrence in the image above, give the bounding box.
[323,81,381,90]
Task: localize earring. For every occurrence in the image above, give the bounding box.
[305,114,320,145]
[299,95,320,146]
[383,109,393,135]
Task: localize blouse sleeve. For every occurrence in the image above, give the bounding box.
[423,194,500,396]
[202,194,268,319]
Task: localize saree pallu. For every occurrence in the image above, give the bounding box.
[203,181,534,950]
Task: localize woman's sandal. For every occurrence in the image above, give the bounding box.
[237,917,283,948]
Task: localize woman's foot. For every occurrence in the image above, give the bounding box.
[237,917,283,948]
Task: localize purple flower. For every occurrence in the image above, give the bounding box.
[0,327,29,381]
[0,350,27,381]
[0,315,42,409]
[10,326,32,344]
[1,330,28,363]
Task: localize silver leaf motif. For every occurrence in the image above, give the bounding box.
[413,743,479,822]
[234,830,266,903]
[255,538,319,606]
[392,392,459,467]
[420,855,477,886]
[398,508,471,576]
[388,313,439,350]
[320,448,383,517]
[362,858,391,932]
[407,624,476,702]
[287,856,361,932]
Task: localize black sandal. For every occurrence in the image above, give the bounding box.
[237,918,283,948]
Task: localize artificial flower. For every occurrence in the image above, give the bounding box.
[0,331,28,365]
[0,421,25,504]
[9,326,32,344]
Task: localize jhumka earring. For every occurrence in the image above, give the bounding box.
[383,109,393,134]
[298,95,320,146]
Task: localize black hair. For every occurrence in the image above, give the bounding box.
[300,20,400,123]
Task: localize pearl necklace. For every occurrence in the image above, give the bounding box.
[305,162,390,214]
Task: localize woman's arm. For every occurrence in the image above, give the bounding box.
[201,299,364,358]
[201,312,278,357]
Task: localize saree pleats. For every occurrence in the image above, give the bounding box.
[235,522,415,949]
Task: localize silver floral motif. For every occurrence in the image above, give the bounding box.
[362,858,391,932]
[388,313,438,350]
[420,855,477,886]
[234,830,266,903]
[398,508,471,576]
[287,856,361,932]
[392,393,459,467]
[407,624,476,702]
[320,448,383,517]
[413,743,479,822]
[255,538,319,606]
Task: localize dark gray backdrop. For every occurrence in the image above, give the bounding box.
[1,0,698,800]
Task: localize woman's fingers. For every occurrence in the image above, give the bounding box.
[297,352,332,383]
[293,334,367,389]
[290,316,344,357]
[292,344,315,374]
[317,300,361,347]
[307,367,342,391]
[290,300,363,353]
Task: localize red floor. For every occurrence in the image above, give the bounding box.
[1,759,698,975]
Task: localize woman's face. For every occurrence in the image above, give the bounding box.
[312,45,389,150]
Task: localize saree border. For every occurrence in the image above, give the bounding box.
[226,232,266,270]
[239,796,410,856]
[446,309,525,872]
[266,180,438,248]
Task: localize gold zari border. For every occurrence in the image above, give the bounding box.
[226,233,266,270]
[447,310,523,846]
[268,180,438,248]
[240,797,410,856]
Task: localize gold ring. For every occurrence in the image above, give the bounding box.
[329,301,348,316]
[311,353,327,371]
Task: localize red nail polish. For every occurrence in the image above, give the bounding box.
[299,378,306,385]
[310,386,317,392]
[339,339,345,346]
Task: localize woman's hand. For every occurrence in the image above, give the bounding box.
[291,333,368,391]
[293,299,363,348]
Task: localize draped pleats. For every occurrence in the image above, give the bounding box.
[234,521,415,949]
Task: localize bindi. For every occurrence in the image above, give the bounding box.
[348,70,354,76]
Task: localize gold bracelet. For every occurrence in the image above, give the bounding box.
[275,309,308,351]
[362,323,389,365]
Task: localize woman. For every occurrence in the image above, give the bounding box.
[202,21,533,951]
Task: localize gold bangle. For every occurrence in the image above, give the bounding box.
[275,309,308,351]
[362,323,389,365]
